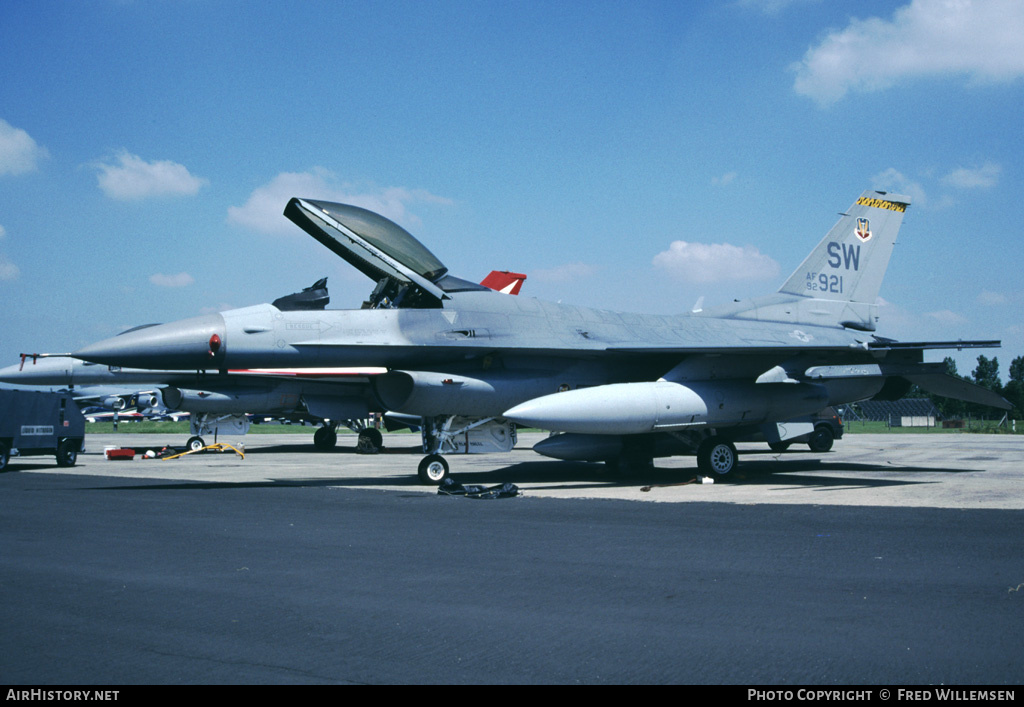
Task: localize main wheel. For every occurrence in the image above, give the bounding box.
[187,436,206,452]
[768,441,791,453]
[55,438,79,467]
[358,428,383,450]
[697,439,737,477]
[417,454,450,485]
[313,426,338,450]
[807,427,834,453]
[0,443,9,471]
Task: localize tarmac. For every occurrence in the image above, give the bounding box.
[2,431,1023,684]
[42,430,1024,510]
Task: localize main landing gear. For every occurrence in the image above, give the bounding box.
[313,425,337,450]
[807,426,834,453]
[357,427,383,452]
[697,438,738,477]
[312,422,384,452]
[185,413,250,453]
[598,434,739,479]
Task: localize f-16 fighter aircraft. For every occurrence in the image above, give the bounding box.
[0,354,385,451]
[2,273,526,453]
[63,191,1009,483]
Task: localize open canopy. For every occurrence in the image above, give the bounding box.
[284,198,450,304]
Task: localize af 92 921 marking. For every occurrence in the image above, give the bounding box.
[806,272,844,294]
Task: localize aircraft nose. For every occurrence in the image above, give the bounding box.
[0,362,26,384]
[0,357,73,386]
[73,313,227,370]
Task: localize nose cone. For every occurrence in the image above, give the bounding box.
[0,357,74,386]
[73,313,227,370]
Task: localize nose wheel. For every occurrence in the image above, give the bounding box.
[418,454,450,484]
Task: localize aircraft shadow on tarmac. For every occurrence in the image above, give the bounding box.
[440,456,982,493]
[70,447,984,494]
[249,440,422,455]
[0,461,72,473]
[14,437,981,492]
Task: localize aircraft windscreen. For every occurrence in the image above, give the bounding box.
[312,201,448,282]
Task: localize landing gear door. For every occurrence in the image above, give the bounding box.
[765,420,814,444]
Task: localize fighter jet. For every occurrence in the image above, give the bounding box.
[72,387,176,422]
[63,191,1009,483]
[2,272,526,452]
[0,353,385,451]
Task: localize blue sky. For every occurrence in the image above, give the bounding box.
[2,0,1022,380]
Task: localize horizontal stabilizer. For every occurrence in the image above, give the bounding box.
[905,373,1012,411]
[868,339,1002,352]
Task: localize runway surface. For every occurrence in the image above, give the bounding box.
[2,432,1022,684]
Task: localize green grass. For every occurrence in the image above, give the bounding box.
[87,420,1020,436]
[84,421,414,435]
[87,421,320,435]
[842,419,1021,434]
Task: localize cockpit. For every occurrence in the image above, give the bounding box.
[283,198,486,309]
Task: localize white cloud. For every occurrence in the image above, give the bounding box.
[926,309,968,325]
[149,272,195,288]
[227,168,453,236]
[873,163,999,210]
[200,303,235,315]
[0,224,6,239]
[0,254,19,281]
[711,171,737,186]
[94,151,208,200]
[530,262,599,283]
[0,119,48,176]
[792,0,1024,106]
[737,0,819,15]
[871,167,928,207]
[652,241,780,283]
[942,162,1001,189]
[977,290,1007,306]
[875,297,918,330]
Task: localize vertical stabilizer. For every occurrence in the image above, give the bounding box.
[703,190,910,331]
[778,190,909,307]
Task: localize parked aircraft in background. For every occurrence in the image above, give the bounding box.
[0,354,384,450]
[69,387,133,416]
[56,191,1008,483]
[2,272,527,452]
[71,386,185,423]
